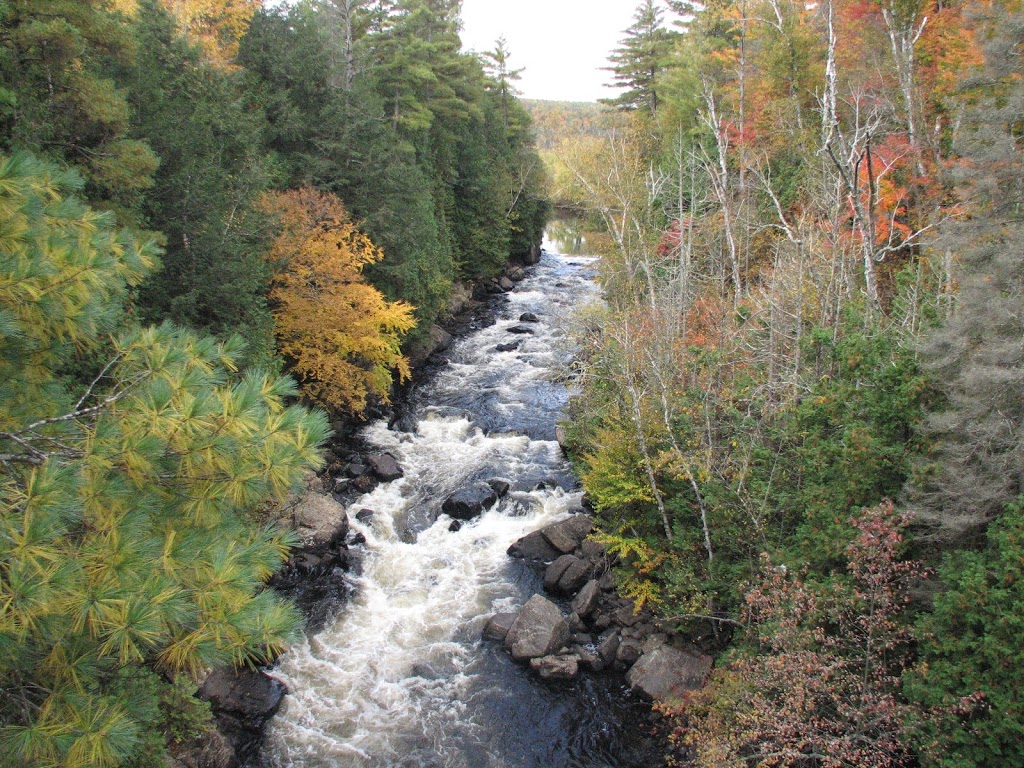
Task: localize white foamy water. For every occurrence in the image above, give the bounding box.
[261,243,652,768]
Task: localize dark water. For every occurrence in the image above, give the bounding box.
[257,236,662,768]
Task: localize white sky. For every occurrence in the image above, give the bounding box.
[458,0,641,102]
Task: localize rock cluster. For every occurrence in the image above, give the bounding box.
[489,513,713,703]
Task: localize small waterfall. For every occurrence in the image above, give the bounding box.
[260,238,657,768]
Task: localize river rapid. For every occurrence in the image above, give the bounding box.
[257,233,660,768]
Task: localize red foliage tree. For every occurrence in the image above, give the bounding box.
[667,502,923,767]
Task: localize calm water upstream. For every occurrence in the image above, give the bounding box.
[257,231,660,768]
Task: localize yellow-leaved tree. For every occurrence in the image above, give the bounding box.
[262,188,416,414]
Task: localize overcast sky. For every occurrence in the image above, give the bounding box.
[458,0,641,103]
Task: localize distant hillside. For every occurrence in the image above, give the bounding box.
[521,99,618,151]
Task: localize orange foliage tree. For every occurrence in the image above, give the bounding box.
[262,188,416,414]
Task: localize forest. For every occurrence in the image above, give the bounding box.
[560,0,1024,765]
[0,1,545,765]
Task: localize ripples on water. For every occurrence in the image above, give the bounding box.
[258,239,660,768]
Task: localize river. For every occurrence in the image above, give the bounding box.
[256,231,660,768]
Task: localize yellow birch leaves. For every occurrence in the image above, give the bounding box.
[262,188,416,414]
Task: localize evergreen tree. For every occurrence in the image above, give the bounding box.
[126,0,277,365]
[910,3,1024,534]
[0,152,328,768]
[0,0,159,214]
[602,0,678,114]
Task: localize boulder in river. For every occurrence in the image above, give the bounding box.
[482,612,518,642]
[541,515,593,554]
[530,654,580,680]
[519,312,540,323]
[505,594,570,660]
[495,341,521,353]
[198,667,288,762]
[442,482,499,520]
[498,276,515,291]
[506,325,535,335]
[367,453,403,482]
[507,529,562,562]
[626,646,713,702]
[487,478,511,497]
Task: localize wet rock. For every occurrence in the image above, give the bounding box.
[616,638,644,666]
[355,508,375,523]
[555,425,568,453]
[568,612,586,632]
[597,631,620,667]
[351,474,378,494]
[487,478,511,498]
[199,668,288,763]
[507,530,562,562]
[571,580,602,618]
[505,594,570,660]
[530,654,580,680]
[579,648,607,672]
[430,324,454,352]
[448,520,463,532]
[519,312,540,323]
[506,325,535,335]
[543,554,577,592]
[442,482,499,520]
[332,477,350,494]
[540,515,594,554]
[347,531,366,546]
[366,453,403,482]
[291,553,322,575]
[290,491,349,554]
[345,462,368,478]
[483,612,518,642]
[571,632,595,646]
[556,558,592,595]
[507,266,526,281]
[498,276,515,291]
[626,646,713,702]
[496,340,522,353]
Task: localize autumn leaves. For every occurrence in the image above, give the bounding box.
[261,188,415,414]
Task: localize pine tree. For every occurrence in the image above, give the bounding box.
[602,0,678,114]
[0,152,328,768]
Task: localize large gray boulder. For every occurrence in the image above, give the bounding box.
[626,646,713,701]
[571,580,602,618]
[543,554,591,595]
[507,530,562,562]
[367,453,403,482]
[442,482,499,520]
[530,654,580,680]
[505,595,570,660]
[482,612,518,642]
[289,489,349,554]
[541,515,593,554]
[198,667,288,763]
